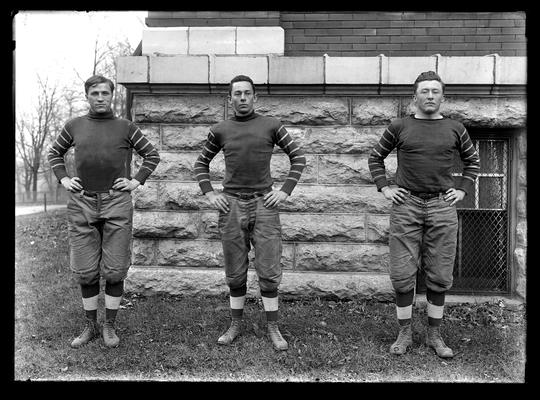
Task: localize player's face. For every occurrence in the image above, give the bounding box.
[229,81,257,116]
[414,80,444,115]
[86,83,113,114]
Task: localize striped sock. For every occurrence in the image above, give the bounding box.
[80,283,99,320]
[395,289,415,326]
[105,281,124,322]
[261,290,279,322]
[230,285,247,319]
[426,289,445,327]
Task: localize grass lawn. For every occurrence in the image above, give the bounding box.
[14,210,526,382]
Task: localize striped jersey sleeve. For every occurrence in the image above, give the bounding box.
[129,125,161,185]
[455,127,480,195]
[274,124,306,195]
[47,124,74,182]
[368,125,398,191]
[194,129,222,194]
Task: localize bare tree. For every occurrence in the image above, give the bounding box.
[15,75,62,201]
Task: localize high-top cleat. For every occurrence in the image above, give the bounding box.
[389,324,413,355]
[217,319,241,345]
[267,321,288,351]
[426,326,454,358]
[71,318,100,348]
[102,319,120,348]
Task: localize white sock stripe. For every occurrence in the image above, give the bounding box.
[427,303,444,319]
[396,305,412,320]
[261,296,279,312]
[81,295,99,311]
[105,294,122,310]
[230,295,246,310]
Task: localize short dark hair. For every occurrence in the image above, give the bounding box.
[84,75,115,94]
[229,75,255,95]
[413,71,445,93]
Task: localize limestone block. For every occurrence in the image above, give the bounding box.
[516,218,527,247]
[254,97,349,125]
[513,247,526,300]
[516,130,527,159]
[133,211,199,238]
[117,56,148,84]
[132,95,224,124]
[158,182,392,214]
[142,27,188,55]
[140,151,225,181]
[517,188,526,217]
[125,266,394,300]
[189,27,236,55]
[382,56,437,85]
[149,55,209,84]
[268,56,324,84]
[162,125,211,151]
[402,97,527,128]
[286,126,385,154]
[351,98,400,125]
[295,243,389,273]
[496,56,527,85]
[438,56,495,84]
[518,159,526,187]
[211,56,268,84]
[280,213,366,242]
[132,181,159,210]
[318,154,397,184]
[366,214,390,243]
[236,27,284,55]
[325,56,380,84]
[157,240,223,267]
[132,238,156,265]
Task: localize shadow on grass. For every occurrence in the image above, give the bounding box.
[14,210,526,382]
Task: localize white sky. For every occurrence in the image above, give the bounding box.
[14,10,147,113]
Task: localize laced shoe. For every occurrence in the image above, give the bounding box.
[70,318,100,348]
[267,321,288,351]
[102,319,120,348]
[217,319,241,345]
[426,326,454,358]
[389,324,413,355]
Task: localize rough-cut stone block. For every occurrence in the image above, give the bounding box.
[149,55,209,84]
[295,243,389,273]
[318,154,397,184]
[132,238,156,265]
[286,126,385,154]
[236,27,284,55]
[281,214,366,242]
[211,56,268,84]
[517,188,526,217]
[366,214,390,243]
[133,211,200,238]
[125,267,394,300]
[117,56,148,84]
[162,125,211,151]
[513,247,526,300]
[157,240,223,267]
[351,98,400,125]
[325,56,380,84]
[142,28,189,55]
[157,182,391,214]
[402,97,526,128]
[516,219,527,247]
[189,27,236,55]
[518,159,526,187]
[496,56,527,85]
[133,181,159,210]
[383,56,437,85]
[438,56,495,85]
[138,124,161,149]
[132,95,224,124]
[268,56,324,84]
[254,97,349,125]
[516,130,527,159]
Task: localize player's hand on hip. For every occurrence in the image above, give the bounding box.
[444,188,465,206]
[61,176,83,192]
[206,191,229,213]
[113,178,140,192]
[263,190,288,209]
[382,185,408,205]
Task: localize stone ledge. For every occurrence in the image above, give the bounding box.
[118,56,526,85]
[125,266,394,300]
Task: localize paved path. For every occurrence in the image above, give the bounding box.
[15,204,66,216]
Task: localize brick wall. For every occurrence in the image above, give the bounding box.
[145,11,527,57]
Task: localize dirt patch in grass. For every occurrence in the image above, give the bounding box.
[14,210,527,382]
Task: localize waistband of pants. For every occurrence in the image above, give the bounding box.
[223,190,270,200]
[80,189,115,198]
[403,188,444,200]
